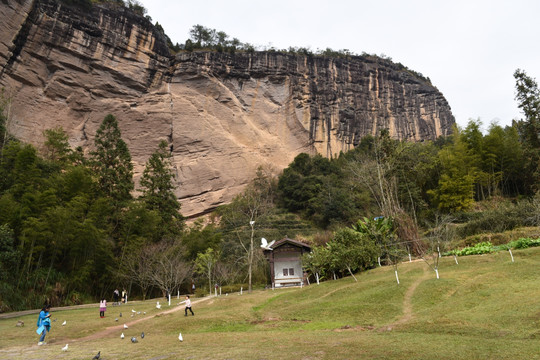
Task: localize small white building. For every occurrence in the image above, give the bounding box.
[263,238,311,287]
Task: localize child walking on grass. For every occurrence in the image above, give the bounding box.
[36,304,51,345]
[184,295,194,316]
[99,297,107,318]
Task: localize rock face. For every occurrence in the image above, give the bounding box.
[0,0,455,217]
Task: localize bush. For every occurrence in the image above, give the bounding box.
[220,284,248,294]
[496,237,540,250]
[455,201,535,238]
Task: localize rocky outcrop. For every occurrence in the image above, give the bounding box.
[0,0,455,217]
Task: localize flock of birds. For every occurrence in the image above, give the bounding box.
[53,301,184,358]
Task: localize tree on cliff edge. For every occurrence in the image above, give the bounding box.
[91,114,134,205]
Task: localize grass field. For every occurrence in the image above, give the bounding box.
[1,247,539,359]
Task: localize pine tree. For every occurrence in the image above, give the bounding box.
[91,114,134,204]
[139,140,183,239]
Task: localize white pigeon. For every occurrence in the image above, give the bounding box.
[120,332,125,339]
[178,332,183,342]
[156,302,161,309]
[260,238,275,250]
[61,344,68,352]
[131,309,136,313]
[143,312,146,315]
[124,324,128,329]
[137,311,141,315]
[62,320,66,326]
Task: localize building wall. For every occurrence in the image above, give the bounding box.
[273,251,302,285]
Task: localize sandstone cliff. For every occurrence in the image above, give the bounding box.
[0,0,455,217]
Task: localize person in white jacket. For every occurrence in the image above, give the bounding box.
[99,298,107,318]
[184,295,194,316]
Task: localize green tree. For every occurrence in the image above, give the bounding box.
[182,220,222,260]
[0,224,20,311]
[513,69,540,192]
[189,24,217,48]
[352,216,407,283]
[139,140,183,239]
[277,153,361,226]
[91,114,134,204]
[514,69,540,148]
[428,126,478,212]
[117,201,160,265]
[195,247,219,294]
[43,127,72,165]
[302,245,333,284]
[328,227,378,281]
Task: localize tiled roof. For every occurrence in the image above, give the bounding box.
[270,237,312,251]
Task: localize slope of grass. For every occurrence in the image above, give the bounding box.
[1,247,539,359]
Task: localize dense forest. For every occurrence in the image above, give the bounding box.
[1,67,540,312]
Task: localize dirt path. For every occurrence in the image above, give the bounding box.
[379,265,429,331]
[73,297,211,343]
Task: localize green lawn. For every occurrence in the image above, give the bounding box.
[1,247,539,359]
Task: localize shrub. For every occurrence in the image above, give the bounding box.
[455,201,536,238]
[496,237,540,250]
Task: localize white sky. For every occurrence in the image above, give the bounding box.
[140,0,540,130]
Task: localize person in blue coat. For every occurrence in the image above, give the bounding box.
[36,304,51,345]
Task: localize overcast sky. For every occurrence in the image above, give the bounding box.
[140,0,540,130]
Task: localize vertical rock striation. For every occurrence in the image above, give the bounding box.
[0,0,455,217]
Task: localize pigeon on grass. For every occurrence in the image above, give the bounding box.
[61,344,68,352]
[92,351,100,360]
